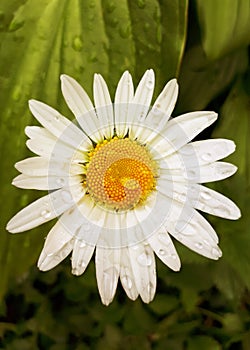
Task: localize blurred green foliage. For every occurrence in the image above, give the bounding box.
[0,0,250,349]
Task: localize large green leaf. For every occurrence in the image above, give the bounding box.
[212,76,250,289]
[176,45,248,112]
[0,0,188,298]
[196,0,250,60]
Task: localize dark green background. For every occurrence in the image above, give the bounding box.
[0,0,250,349]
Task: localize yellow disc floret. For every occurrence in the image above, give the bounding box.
[85,138,157,211]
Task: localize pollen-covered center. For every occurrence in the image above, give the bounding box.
[85,138,157,211]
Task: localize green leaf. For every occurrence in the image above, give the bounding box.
[176,45,248,112]
[196,0,250,60]
[187,335,221,350]
[212,77,250,289]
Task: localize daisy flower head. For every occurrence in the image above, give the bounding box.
[7,69,241,305]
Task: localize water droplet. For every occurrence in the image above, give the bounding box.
[119,25,130,38]
[152,104,161,115]
[41,209,51,219]
[110,18,118,27]
[136,0,146,9]
[89,52,97,62]
[171,254,177,260]
[216,205,231,217]
[146,80,154,90]
[56,178,65,186]
[202,152,212,162]
[158,232,171,245]
[137,252,152,266]
[61,190,73,203]
[203,239,210,246]
[176,233,183,241]
[59,249,69,259]
[12,86,22,101]
[106,1,116,13]
[79,241,86,248]
[195,242,203,249]
[200,191,211,200]
[158,249,166,256]
[147,282,154,294]
[72,36,83,52]
[89,1,95,8]
[8,19,25,32]
[186,169,197,180]
[82,222,91,232]
[121,275,132,290]
[211,246,222,258]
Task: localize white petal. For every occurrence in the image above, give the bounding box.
[114,71,134,137]
[193,185,241,220]
[6,185,85,233]
[71,239,95,276]
[147,230,181,271]
[12,173,81,191]
[28,100,91,151]
[12,174,57,190]
[128,243,156,303]
[136,79,179,144]
[26,135,85,162]
[38,220,74,271]
[159,161,237,183]
[95,246,120,305]
[156,178,241,221]
[178,139,236,164]
[15,157,84,177]
[120,248,139,300]
[150,78,178,119]
[60,74,103,142]
[93,74,114,139]
[184,162,237,183]
[160,195,221,259]
[150,111,218,156]
[25,126,53,140]
[129,69,155,140]
[158,193,219,244]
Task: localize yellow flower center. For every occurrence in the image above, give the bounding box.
[85,138,157,211]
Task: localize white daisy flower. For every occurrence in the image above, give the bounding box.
[7,69,241,305]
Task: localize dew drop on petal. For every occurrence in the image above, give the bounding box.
[171,253,177,260]
[158,249,166,256]
[195,242,203,249]
[152,104,161,115]
[147,282,154,294]
[186,169,197,180]
[40,209,51,219]
[61,190,73,203]
[211,246,222,258]
[146,80,154,90]
[200,191,211,200]
[176,233,183,241]
[79,241,86,248]
[137,252,152,266]
[56,178,65,186]
[121,275,133,290]
[201,152,212,162]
